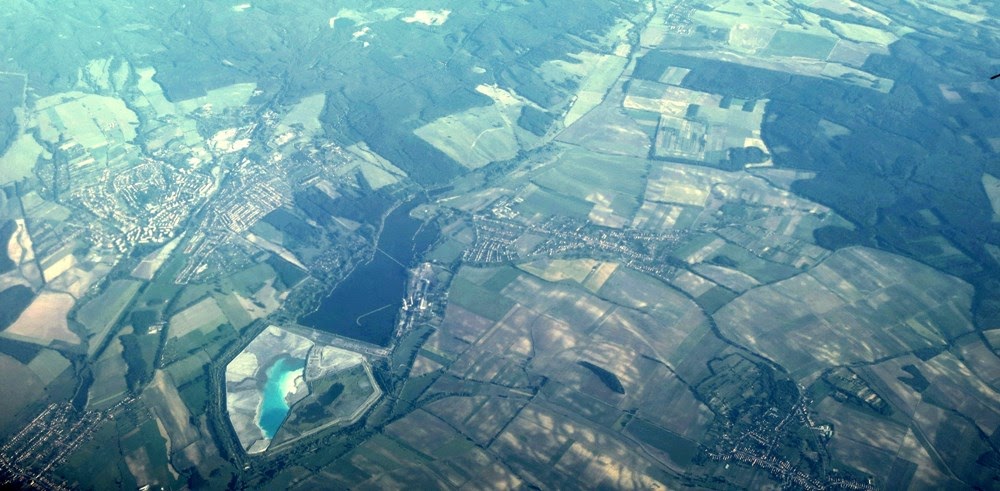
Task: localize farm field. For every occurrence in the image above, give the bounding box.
[75,279,141,356]
[2,291,79,346]
[716,247,975,381]
[0,353,45,429]
[167,297,229,341]
[414,99,521,170]
[88,332,130,410]
[0,134,46,185]
[0,0,997,489]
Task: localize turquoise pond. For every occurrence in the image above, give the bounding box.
[258,357,305,439]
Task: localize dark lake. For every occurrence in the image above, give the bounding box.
[299,197,436,346]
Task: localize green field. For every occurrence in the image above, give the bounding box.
[88,335,129,410]
[169,283,216,314]
[161,323,236,364]
[425,237,466,264]
[177,375,211,417]
[163,350,210,388]
[763,30,838,59]
[448,277,515,321]
[481,266,523,293]
[219,263,276,296]
[215,292,254,330]
[167,296,228,340]
[531,150,647,221]
[0,134,45,185]
[134,253,187,311]
[117,412,178,488]
[26,349,70,384]
[57,420,136,490]
[0,353,45,429]
[76,280,141,356]
[175,82,256,114]
[414,102,519,170]
[625,418,699,465]
[279,93,325,135]
[516,185,593,220]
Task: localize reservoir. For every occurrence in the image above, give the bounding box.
[299,197,437,346]
[258,356,305,439]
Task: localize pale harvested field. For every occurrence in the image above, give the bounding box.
[124,447,155,489]
[41,252,75,283]
[47,265,102,299]
[645,163,727,207]
[519,258,589,284]
[6,219,33,265]
[4,291,80,345]
[408,355,443,377]
[168,296,227,340]
[131,237,180,280]
[143,370,201,451]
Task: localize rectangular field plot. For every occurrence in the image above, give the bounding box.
[529,150,648,227]
[518,258,600,286]
[167,297,228,340]
[625,418,699,467]
[26,349,71,384]
[762,30,838,59]
[500,274,611,329]
[447,277,515,322]
[532,152,648,203]
[715,247,975,381]
[644,163,727,207]
[4,291,80,346]
[631,200,690,232]
[76,279,142,356]
[646,93,769,168]
[414,101,519,170]
[515,184,594,221]
[556,96,655,158]
[88,335,129,409]
[489,403,663,488]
